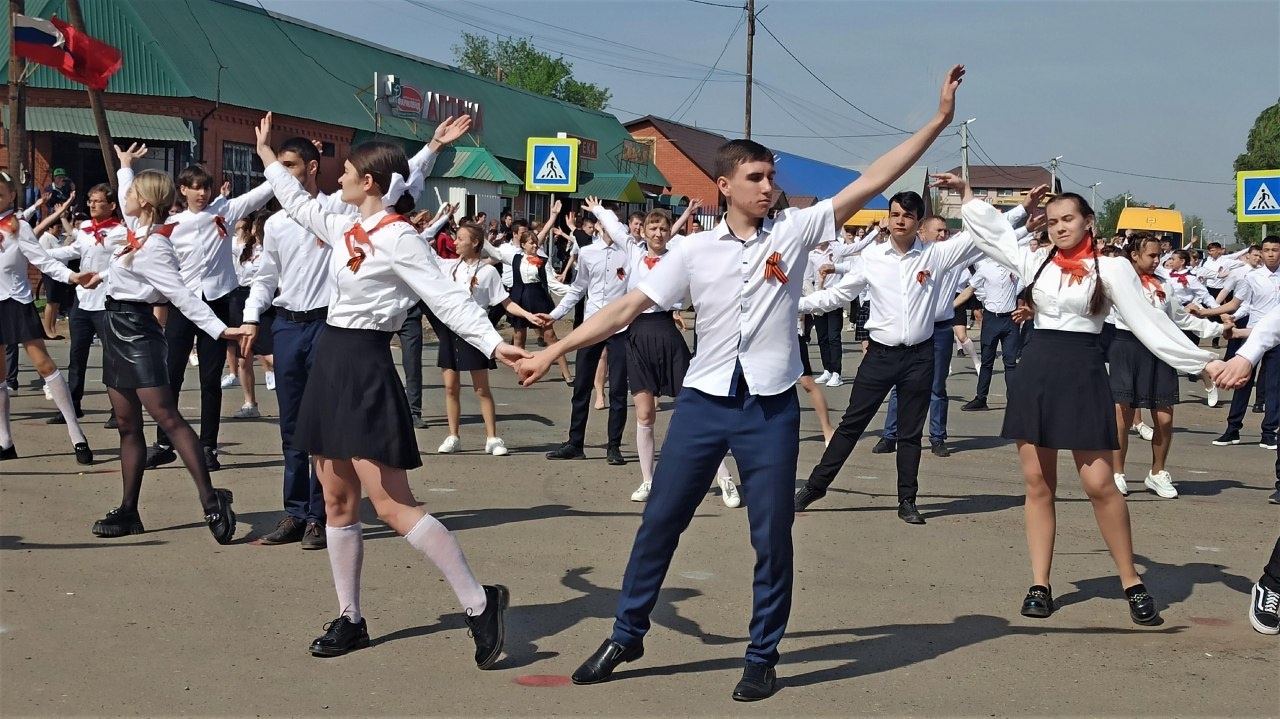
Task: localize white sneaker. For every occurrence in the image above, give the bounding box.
[264,371,276,391]
[220,374,239,388]
[189,351,199,367]
[630,482,651,502]
[1144,470,1178,499]
[1132,422,1154,441]
[718,475,741,508]
[437,435,461,454]
[815,371,832,384]
[825,373,844,388]
[233,403,260,419]
[1113,473,1129,496]
[485,437,509,456]
[1207,385,1219,408]
[43,384,53,401]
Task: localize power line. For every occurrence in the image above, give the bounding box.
[966,129,1044,184]
[672,8,747,121]
[756,83,868,162]
[755,17,908,134]
[254,0,363,90]
[1059,160,1231,187]
[684,0,747,7]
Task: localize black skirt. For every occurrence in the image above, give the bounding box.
[102,300,169,389]
[0,298,43,345]
[626,312,691,397]
[437,326,496,372]
[1108,329,1178,409]
[1002,329,1119,450]
[508,282,553,329]
[43,274,76,307]
[227,286,275,356]
[296,326,421,469]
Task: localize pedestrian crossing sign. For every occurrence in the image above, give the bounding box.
[1237,170,1280,223]
[526,138,580,192]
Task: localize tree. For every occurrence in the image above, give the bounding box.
[452,33,612,112]
[1181,213,1205,247]
[1232,102,1280,245]
[1095,192,1145,239]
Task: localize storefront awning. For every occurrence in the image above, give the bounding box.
[4,106,195,143]
[568,173,645,203]
[430,146,523,186]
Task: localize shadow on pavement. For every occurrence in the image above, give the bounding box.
[1053,552,1255,611]
[0,534,166,550]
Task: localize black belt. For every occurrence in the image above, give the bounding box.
[868,338,932,352]
[989,311,1015,318]
[279,307,328,323]
[105,297,167,311]
[933,319,951,328]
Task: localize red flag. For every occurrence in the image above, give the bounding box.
[13,14,122,91]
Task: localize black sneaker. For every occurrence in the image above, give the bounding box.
[1021,585,1054,618]
[104,414,119,429]
[144,444,177,469]
[794,486,826,512]
[961,398,989,412]
[301,521,327,550]
[1253,403,1265,414]
[897,499,925,524]
[872,438,896,454]
[0,444,16,461]
[1211,431,1240,446]
[1126,584,1161,625]
[545,443,586,460]
[309,616,370,657]
[73,442,93,465]
[204,488,236,544]
[411,414,429,430]
[930,440,951,458]
[258,516,305,545]
[1270,489,1280,505]
[204,447,221,472]
[92,507,145,538]
[465,584,510,669]
[606,446,627,466]
[1249,582,1280,635]
[1261,434,1278,451]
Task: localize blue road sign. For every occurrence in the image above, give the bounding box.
[1237,170,1280,223]
[526,138,579,192]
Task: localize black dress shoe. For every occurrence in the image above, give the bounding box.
[1126,583,1161,626]
[794,486,826,512]
[872,438,896,454]
[309,615,370,657]
[1021,585,1054,618]
[1,444,17,460]
[411,414,429,430]
[606,446,627,466]
[301,521,327,550]
[546,443,586,460]
[930,440,951,457]
[571,638,644,685]
[104,414,119,429]
[203,447,221,472]
[144,444,177,469]
[73,442,93,465]
[897,499,925,524]
[1253,403,1266,414]
[92,507,145,537]
[961,398,989,412]
[204,488,236,544]
[259,516,305,545]
[732,662,777,702]
[465,584,510,669]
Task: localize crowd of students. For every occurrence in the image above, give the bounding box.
[1,64,1276,703]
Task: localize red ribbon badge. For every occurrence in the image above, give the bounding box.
[916,270,931,285]
[616,267,626,280]
[0,213,17,248]
[213,216,229,239]
[763,252,788,284]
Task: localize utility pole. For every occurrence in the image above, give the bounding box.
[1049,156,1062,195]
[744,0,754,139]
[1123,192,1132,207]
[960,118,976,184]
[1088,181,1101,209]
[65,0,118,185]
[7,0,27,188]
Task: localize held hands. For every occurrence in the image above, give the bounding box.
[236,325,259,356]
[113,142,148,169]
[515,351,554,386]
[70,271,99,288]
[222,325,253,343]
[1011,303,1033,324]
[1211,356,1252,390]
[493,342,532,370]
[430,115,472,149]
[936,64,965,123]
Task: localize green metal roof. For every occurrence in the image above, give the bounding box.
[1,0,667,187]
[3,106,194,142]
[569,174,646,203]
[431,147,522,185]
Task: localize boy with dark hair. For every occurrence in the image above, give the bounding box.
[518,65,965,701]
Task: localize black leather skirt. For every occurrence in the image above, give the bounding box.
[102,299,168,389]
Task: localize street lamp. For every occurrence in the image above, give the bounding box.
[1087,181,1102,208]
[960,118,977,184]
[1122,192,1133,208]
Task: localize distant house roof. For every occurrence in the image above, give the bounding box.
[946,165,1053,190]
[773,150,887,209]
[847,165,930,202]
[625,116,728,179]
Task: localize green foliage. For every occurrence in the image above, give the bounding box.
[1095,192,1144,239]
[1232,102,1280,245]
[1182,213,1204,245]
[452,33,612,111]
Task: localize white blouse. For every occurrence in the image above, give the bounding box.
[438,257,509,310]
[962,200,1214,374]
[264,162,502,358]
[103,225,228,339]
[1109,278,1222,340]
[0,212,74,304]
[45,221,126,312]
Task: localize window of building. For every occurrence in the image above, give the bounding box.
[222,141,263,196]
[973,188,988,196]
[948,189,961,196]
[998,188,1016,197]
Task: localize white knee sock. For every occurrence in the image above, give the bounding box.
[636,422,655,485]
[326,522,364,623]
[405,514,486,615]
[43,371,86,445]
[960,338,979,370]
[0,386,11,449]
[715,460,733,480]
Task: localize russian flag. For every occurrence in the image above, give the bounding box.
[13,14,121,91]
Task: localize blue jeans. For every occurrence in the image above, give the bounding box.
[882,323,952,443]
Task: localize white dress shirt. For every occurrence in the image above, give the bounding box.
[103,225,227,339]
[264,162,502,357]
[232,240,263,287]
[45,220,125,312]
[0,212,74,304]
[1238,298,1280,366]
[1233,264,1280,320]
[438,257,509,310]
[962,200,1214,375]
[637,199,837,397]
[548,239,631,329]
[968,257,1020,314]
[1166,271,1218,308]
[244,194,354,323]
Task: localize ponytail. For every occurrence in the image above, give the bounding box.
[393,191,415,217]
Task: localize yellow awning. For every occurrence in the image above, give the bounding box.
[844,209,888,227]
[1117,207,1183,235]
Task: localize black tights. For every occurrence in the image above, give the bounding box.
[108,385,216,513]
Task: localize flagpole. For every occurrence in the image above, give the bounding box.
[7,0,28,190]
[64,0,117,186]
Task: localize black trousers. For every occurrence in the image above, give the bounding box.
[156,295,232,450]
[1261,536,1280,592]
[6,343,19,387]
[397,304,424,418]
[568,331,628,449]
[813,309,844,374]
[975,312,1020,402]
[68,307,107,412]
[805,339,933,502]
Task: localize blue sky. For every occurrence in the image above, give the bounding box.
[257,0,1279,239]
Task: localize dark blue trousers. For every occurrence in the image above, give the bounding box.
[883,323,952,442]
[611,385,799,667]
[273,315,326,522]
[974,312,1019,402]
[1225,316,1279,437]
[67,307,107,413]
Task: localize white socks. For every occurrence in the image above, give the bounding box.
[0,385,11,449]
[43,371,86,445]
[326,522,364,623]
[959,338,979,371]
[636,422,655,485]
[405,514,486,615]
